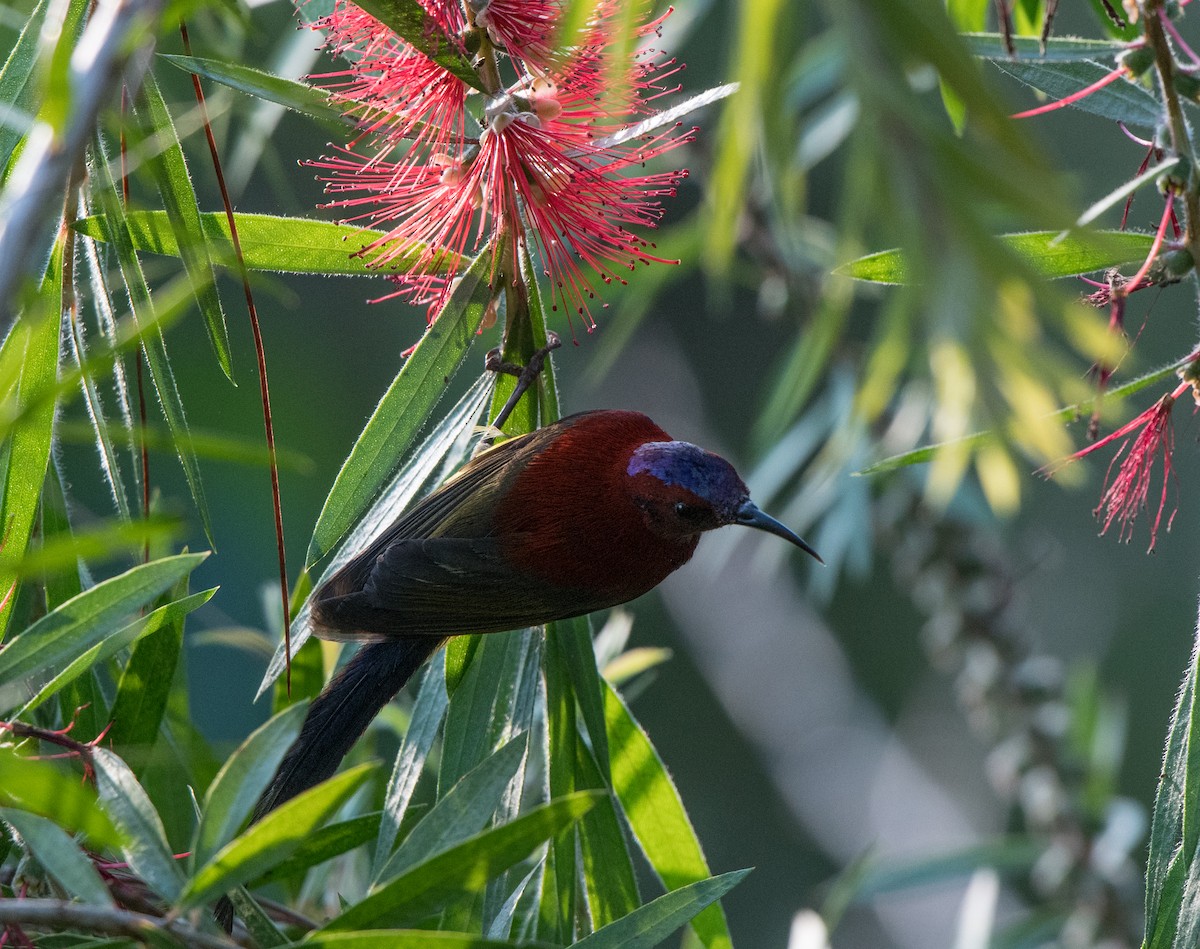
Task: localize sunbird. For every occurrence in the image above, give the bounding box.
[255,408,821,820]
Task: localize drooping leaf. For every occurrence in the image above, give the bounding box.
[0,749,120,848]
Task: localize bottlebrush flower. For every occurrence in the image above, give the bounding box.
[305,0,692,328]
[1052,379,1194,552]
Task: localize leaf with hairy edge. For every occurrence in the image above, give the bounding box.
[0,0,85,169]
[308,246,498,564]
[0,809,113,905]
[16,589,216,716]
[179,763,377,910]
[1144,626,1200,948]
[964,32,1126,60]
[159,54,350,127]
[604,681,734,949]
[0,750,119,847]
[990,58,1161,127]
[321,792,601,932]
[72,210,458,278]
[131,74,233,380]
[375,658,449,879]
[192,702,309,868]
[837,230,1156,284]
[90,147,214,542]
[0,258,61,640]
[0,553,207,688]
[261,376,491,695]
[93,748,186,902]
[572,870,751,949]
[346,0,483,91]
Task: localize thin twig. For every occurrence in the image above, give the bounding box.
[178,22,292,690]
[0,899,242,949]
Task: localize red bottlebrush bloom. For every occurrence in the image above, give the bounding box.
[305,0,691,328]
[1061,380,1192,551]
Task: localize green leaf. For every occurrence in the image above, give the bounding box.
[0,553,207,692]
[572,870,751,949]
[549,616,609,779]
[0,748,120,848]
[346,0,483,91]
[1077,158,1181,228]
[322,792,602,932]
[252,812,382,886]
[575,737,639,928]
[226,887,289,947]
[604,681,734,949]
[964,32,1126,60]
[307,246,497,565]
[381,736,528,882]
[180,763,376,910]
[90,149,214,543]
[990,58,1161,127]
[159,53,350,127]
[93,747,186,902]
[73,209,458,278]
[836,230,1156,284]
[0,808,114,905]
[302,933,545,948]
[192,702,309,868]
[131,73,233,380]
[375,658,448,879]
[16,589,215,716]
[1145,629,1200,947]
[262,375,491,695]
[0,265,62,638]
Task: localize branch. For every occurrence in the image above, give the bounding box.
[0,899,242,949]
[0,0,162,323]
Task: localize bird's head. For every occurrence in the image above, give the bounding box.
[626,440,823,562]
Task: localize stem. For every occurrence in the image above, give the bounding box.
[0,900,243,949]
[1145,3,1200,268]
[179,22,292,690]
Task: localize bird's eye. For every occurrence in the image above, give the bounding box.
[673,501,707,524]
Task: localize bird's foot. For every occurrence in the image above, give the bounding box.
[486,332,562,431]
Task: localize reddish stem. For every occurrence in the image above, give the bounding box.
[179,21,293,690]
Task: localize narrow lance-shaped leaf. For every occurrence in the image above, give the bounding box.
[0,749,120,848]
[89,142,214,543]
[308,244,499,565]
[179,763,377,910]
[93,747,186,903]
[836,230,1156,284]
[159,53,351,128]
[321,791,602,932]
[571,870,751,949]
[0,250,62,640]
[989,58,1160,127]
[0,808,113,905]
[71,210,459,278]
[131,73,233,380]
[604,680,735,949]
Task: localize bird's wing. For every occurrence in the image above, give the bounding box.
[312,535,614,641]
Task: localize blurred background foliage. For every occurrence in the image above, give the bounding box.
[5,0,1200,946]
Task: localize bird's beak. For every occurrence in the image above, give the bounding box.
[735,500,824,564]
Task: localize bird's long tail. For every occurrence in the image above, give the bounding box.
[253,635,445,820]
[216,636,443,932]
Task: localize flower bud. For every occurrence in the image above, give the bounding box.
[1118,45,1155,79]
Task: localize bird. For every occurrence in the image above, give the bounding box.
[251,408,820,827]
